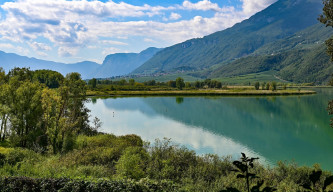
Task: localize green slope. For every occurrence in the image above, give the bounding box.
[132,0,323,75]
[209,24,333,84]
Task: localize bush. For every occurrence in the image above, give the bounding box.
[116,147,149,180]
[0,177,179,192]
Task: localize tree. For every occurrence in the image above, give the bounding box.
[176,77,185,90]
[167,80,176,88]
[254,82,260,90]
[319,0,333,60]
[88,78,97,89]
[33,70,64,88]
[271,82,277,91]
[129,79,135,86]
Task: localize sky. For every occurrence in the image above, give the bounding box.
[0,0,277,64]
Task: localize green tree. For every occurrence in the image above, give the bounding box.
[271,82,277,91]
[176,77,185,90]
[254,82,260,90]
[7,80,44,148]
[261,82,266,90]
[168,80,176,88]
[129,79,135,86]
[88,78,97,89]
[319,0,333,60]
[33,70,64,88]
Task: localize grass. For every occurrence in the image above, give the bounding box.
[86,88,316,97]
[213,71,285,85]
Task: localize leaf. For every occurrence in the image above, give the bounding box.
[262,187,277,192]
[248,173,259,179]
[237,174,246,179]
[220,187,241,192]
[301,183,312,190]
[310,170,322,185]
[233,161,247,172]
[324,176,333,190]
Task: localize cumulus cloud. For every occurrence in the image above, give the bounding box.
[58,47,78,57]
[182,0,222,12]
[169,12,182,20]
[241,0,277,15]
[0,43,15,49]
[29,42,52,51]
[0,0,277,60]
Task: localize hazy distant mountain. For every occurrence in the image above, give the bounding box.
[92,47,162,78]
[133,0,324,75]
[0,51,100,79]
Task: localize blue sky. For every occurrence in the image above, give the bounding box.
[0,0,276,64]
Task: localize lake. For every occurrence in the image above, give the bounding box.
[86,88,333,171]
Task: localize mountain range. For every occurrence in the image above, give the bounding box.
[133,0,333,84]
[0,0,332,84]
[0,47,161,79]
[92,47,162,78]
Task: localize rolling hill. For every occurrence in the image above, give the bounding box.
[132,0,324,76]
[209,23,333,84]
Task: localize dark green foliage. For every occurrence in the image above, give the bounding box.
[88,78,97,89]
[232,153,276,192]
[271,82,277,91]
[176,77,185,90]
[319,0,333,60]
[32,70,64,88]
[254,82,260,90]
[0,177,177,192]
[300,169,333,192]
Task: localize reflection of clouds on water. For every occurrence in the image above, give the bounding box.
[87,99,267,164]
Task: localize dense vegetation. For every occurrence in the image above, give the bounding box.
[0,67,93,152]
[1,134,333,191]
[0,68,331,191]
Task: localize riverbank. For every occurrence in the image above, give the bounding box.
[86,89,316,97]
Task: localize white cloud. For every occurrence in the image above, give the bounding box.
[0,43,15,49]
[58,47,78,57]
[241,0,277,15]
[182,0,222,12]
[29,42,52,51]
[102,47,126,55]
[144,38,158,43]
[0,0,277,61]
[36,51,48,57]
[169,12,181,20]
[101,40,128,46]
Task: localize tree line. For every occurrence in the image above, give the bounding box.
[88,77,225,91]
[0,67,95,153]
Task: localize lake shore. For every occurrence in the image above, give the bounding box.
[86,89,316,97]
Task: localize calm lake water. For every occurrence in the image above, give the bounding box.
[86,88,333,171]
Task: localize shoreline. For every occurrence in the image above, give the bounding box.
[86,89,316,97]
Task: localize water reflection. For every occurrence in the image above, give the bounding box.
[86,88,333,171]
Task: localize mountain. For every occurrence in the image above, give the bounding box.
[0,47,161,79]
[132,0,324,75]
[0,51,100,79]
[209,23,333,84]
[92,47,162,78]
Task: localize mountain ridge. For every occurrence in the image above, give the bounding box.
[132,0,324,76]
